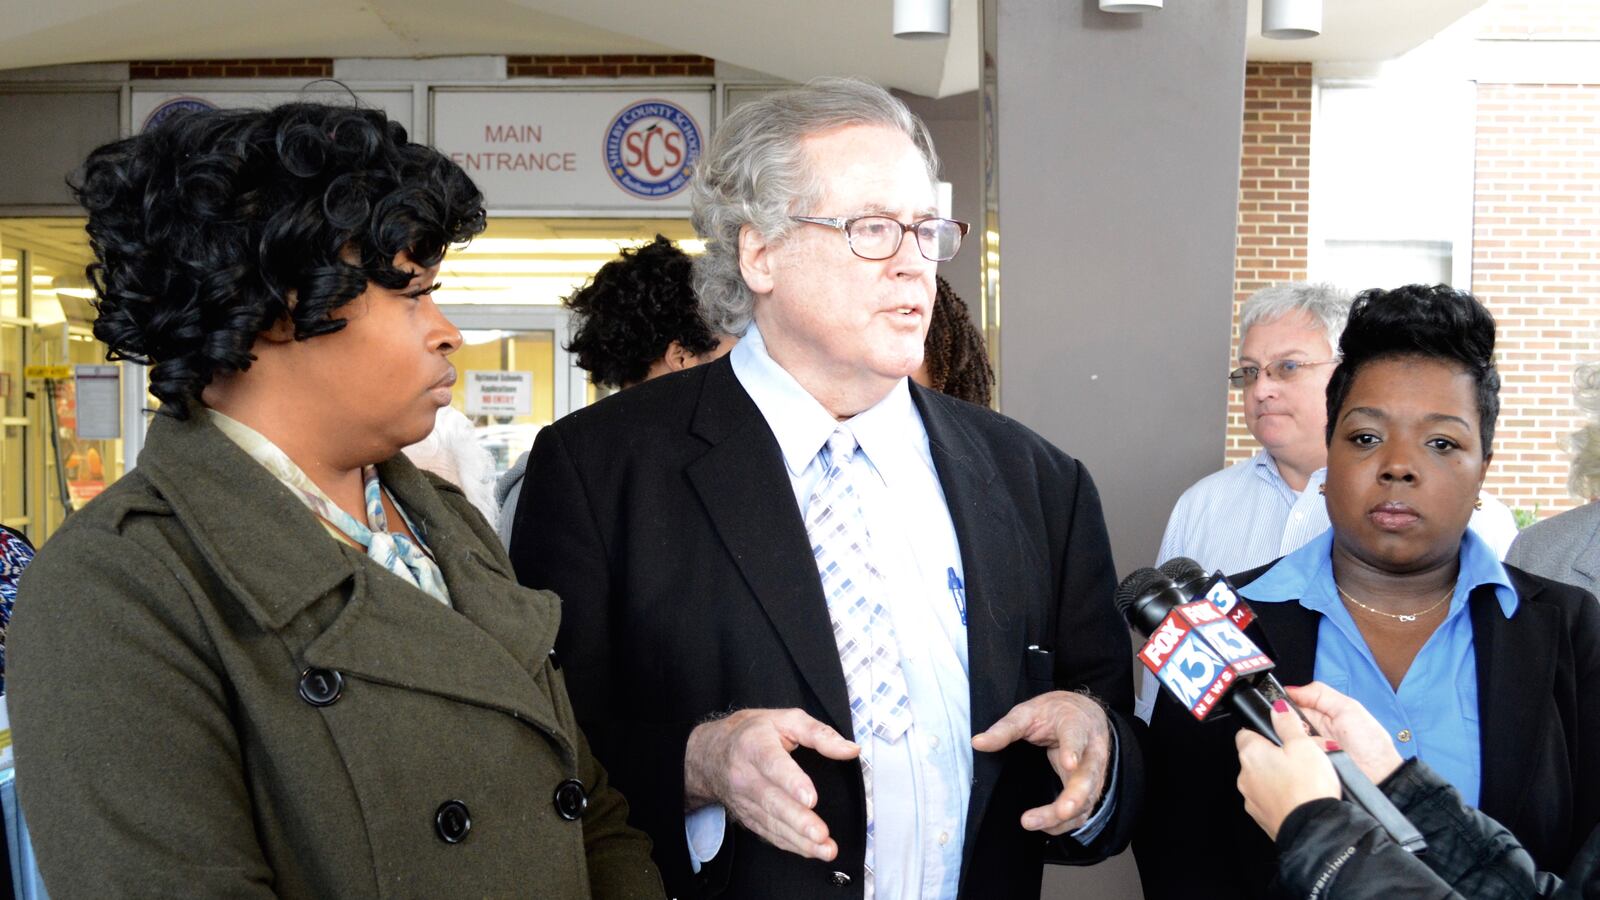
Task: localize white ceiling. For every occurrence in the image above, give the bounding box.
[0,0,1484,98]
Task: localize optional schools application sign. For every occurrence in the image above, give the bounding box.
[431,89,712,212]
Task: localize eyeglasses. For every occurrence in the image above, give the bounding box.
[1228,358,1339,388]
[790,215,971,262]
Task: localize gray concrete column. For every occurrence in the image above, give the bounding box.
[982,1,1249,896]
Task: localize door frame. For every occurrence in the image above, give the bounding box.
[438,304,583,423]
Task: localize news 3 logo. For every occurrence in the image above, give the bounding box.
[1203,576,1256,630]
[1142,618,1233,718]
[603,99,702,200]
[1139,600,1274,720]
[142,96,217,132]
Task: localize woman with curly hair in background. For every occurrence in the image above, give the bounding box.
[7,102,663,898]
[913,276,994,407]
[494,236,733,544]
[566,235,733,390]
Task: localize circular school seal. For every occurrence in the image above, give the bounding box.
[602,99,703,200]
[142,96,218,132]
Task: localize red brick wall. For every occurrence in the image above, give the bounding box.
[1221,61,1600,517]
[506,55,714,78]
[1224,63,1313,464]
[130,59,332,79]
[1472,82,1600,517]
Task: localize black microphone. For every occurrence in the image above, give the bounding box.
[1119,563,1427,854]
[1159,556,1210,599]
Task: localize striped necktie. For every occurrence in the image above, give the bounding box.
[804,426,912,898]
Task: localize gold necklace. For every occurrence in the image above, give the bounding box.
[1336,584,1453,624]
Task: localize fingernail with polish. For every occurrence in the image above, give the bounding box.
[1272,699,1289,713]
[1325,740,1341,752]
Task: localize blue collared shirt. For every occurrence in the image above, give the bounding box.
[686,324,1113,897]
[1238,528,1519,807]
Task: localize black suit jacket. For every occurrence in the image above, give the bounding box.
[1134,563,1600,899]
[510,356,1143,899]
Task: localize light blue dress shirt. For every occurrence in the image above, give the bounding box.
[1237,528,1518,807]
[686,324,1114,897]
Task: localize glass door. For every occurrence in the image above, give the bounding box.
[438,305,581,477]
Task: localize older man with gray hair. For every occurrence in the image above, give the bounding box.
[509,77,1141,899]
[1156,281,1519,578]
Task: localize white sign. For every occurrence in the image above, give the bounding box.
[74,365,121,440]
[466,371,533,417]
[431,89,712,211]
[131,90,415,134]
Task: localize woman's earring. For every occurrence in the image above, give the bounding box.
[1474,497,1484,511]
[1318,484,1326,496]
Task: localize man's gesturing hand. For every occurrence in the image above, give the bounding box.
[971,691,1112,834]
[684,708,860,861]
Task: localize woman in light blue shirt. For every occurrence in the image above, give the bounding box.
[1136,284,1600,900]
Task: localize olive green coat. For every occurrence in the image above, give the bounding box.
[8,410,663,899]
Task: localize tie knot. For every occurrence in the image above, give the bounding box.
[825,427,859,465]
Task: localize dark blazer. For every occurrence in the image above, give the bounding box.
[9,410,663,899]
[510,356,1143,899]
[1134,563,1600,900]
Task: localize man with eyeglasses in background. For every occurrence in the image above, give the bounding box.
[1153,282,1520,585]
[509,77,1141,899]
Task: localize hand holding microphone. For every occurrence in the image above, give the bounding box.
[1235,700,1340,840]
[1234,681,1408,840]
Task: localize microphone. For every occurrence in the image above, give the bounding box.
[1117,566,1275,724]
[1119,561,1427,854]
[1160,557,1255,631]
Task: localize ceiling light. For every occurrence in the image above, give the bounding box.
[894,0,949,39]
[1099,0,1161,11]
[1262,0,1321,39]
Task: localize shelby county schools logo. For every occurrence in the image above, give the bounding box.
[603,99,702,200]
[142,96,218,132]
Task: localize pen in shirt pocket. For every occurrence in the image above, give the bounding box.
[947,567,967,626]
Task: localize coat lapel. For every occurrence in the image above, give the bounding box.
[139,410,575,762]
[684,360,855,739]
[1472,575,1560,828]
[301,558,577,765]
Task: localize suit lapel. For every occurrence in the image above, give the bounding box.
[1248,600,1320,686]
[1472,575,1560,828]
[1572,508,1600,585]
[912,389,1033,853]
[684,360,855,738]
[913,391,1022,731]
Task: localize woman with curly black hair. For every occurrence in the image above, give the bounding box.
[914,276,993,406]
[1138,284,1600,899]
[7,103,663,898]
[564,235,732,390]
